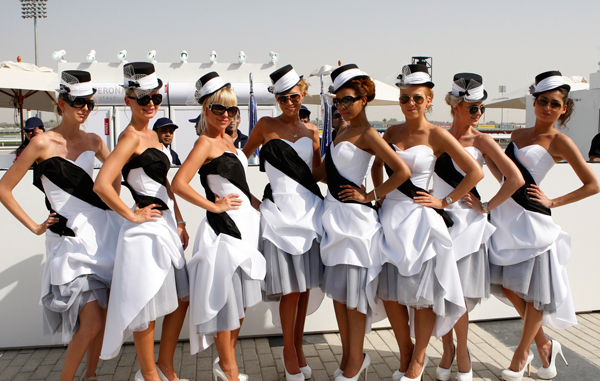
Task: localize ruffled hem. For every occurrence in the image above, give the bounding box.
[323,264,372,316]
[457,245,490,311]
[41,274,109,343]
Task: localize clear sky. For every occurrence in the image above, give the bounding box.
[2,0,599,125]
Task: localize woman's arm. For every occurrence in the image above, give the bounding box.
[242,118,267,159]
[166,179,189,249]
[416,127,484,209]
[171,137,242,213]
[529,134,600,208]
[464,134,525,213]
[93,131,162,223]
[307,123,322,171]
[92,133,121,194]
[0,136,58,234]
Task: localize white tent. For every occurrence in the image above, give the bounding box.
[486,76,589,110]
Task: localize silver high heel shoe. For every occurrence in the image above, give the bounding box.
[501,352,534,381]
[457,347,472,381]
[282,348,304,381]
[435,344,455,381]
[400,354,428,381]
[537,340,568,379]
[334,353,370,381]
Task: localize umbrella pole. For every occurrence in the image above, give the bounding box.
[19,90,25,143]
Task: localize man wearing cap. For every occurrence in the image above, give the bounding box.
[331,105,348,141]
[153,117,181,166]
[299,105,311,123]
[225,112,248,149]
[14,117,45,161]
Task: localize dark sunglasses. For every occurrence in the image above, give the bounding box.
[127,94,163,106]
[276,93,302,104]
[536,97,563,110]
[332,95,363,109]
[64,97,95,111]
[399,94,425,105]
[208,104,240,117]
[461,104,486,115]
[333,113,342,119]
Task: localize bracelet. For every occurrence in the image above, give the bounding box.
[177,220,186,226]
[481,202,490,214]
[373,187,380,202]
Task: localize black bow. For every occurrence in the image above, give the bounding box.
[459,90,470,97]
[60,84,70,93]
[128,80,140,88]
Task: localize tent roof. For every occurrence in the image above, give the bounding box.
[0,61,57,112]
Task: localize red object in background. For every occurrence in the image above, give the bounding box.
[104,118,109,135]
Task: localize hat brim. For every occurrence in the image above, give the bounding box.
[532,84,570,97]
[275,75,304,95]
[119,78,163,92]
[198,82,231,104]
[153,123,179,131]
[395,81,435,89]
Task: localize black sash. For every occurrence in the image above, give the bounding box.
[434,152,481,200]
[122,148,170,210]
[199,152,252,239]
[384,147,454,227]
[33,157,109,237]
[259,139,323,202]
[505,143,551,215]
[325,144,374,209]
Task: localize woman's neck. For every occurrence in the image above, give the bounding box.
[129,116,149,131]
[279,112,299,124]
[404,115,429,132]
[348,109,370,128]
[532,119,557,135]
[449,120,473,138]
[53,119,80,140]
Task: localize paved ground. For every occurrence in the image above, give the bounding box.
[1,312,599,381]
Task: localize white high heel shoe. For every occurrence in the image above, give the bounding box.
[435,345,455,381]
[333,368,344,378]
[391,370,404,381]
[501,352,534,381]
[537,340,568,379]
[156,363,189,381]
[282,348,304,381]
[457,347,472,381]
[335,353,370,381]
[213,358,248,381]
[299,364,312,379]
[400,354,428,381]
[135,366,167,381]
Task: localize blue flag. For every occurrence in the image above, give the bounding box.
[248,91,259,157]
[320,94,332,157]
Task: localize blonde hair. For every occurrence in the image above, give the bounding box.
[198,85,237,135]
[445,93,462,118]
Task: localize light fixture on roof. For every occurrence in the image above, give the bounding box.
[51,49,66,63]
[117,50,127,63]
[85,49,96,63]
[180,50,188,63]
[209,50,218,63]
[147,50,157,63]
[269,51,279,64]
[238,51,246,64]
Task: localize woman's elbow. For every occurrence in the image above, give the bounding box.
[171,178,183,195]
[587,179,600,196]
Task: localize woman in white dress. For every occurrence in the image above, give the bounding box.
[432,73,524,381]
[243,65,323,381]
[0,70,122,381]
[94,62,190,381]
[314,64,411,381]
[489,71,599,381]
[372,63,484,381]
[172,72,266,381]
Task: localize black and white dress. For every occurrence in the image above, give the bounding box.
[34,151,122,343]
[188,150,266,354]
[320,141,381,319]
[432,148,496,311]
[259,138,324,324]
[101,148,189,359]
[375,145,466,338]
[489,143,575,329]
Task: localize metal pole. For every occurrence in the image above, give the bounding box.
[34,16,38,66]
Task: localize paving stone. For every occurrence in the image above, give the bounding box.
[12,372,33,381]
[243,359,260,375]
[316,349,336,363]
[179,363,196,379]
[19,356,43,372]
[305,356,325,370]
[0,366,22,381]
[310,368,330,381]
[30,349,49,359]
[260,365,278,381]
[0,351,18,360]
[0,359,12,374]
[30,364,53,379]
[116,353,135,367]
[10,352,32,366]
[111,366,131,381]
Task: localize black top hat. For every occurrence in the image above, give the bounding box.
[449,72,487,102]
[269,65,303,94]
[195,72,230,104]
[530,70,570,96]
[58,70,97,98]
[330,64,367,93]
[153,117,179,131]
[121,62,163,93]
[396,63,434,88]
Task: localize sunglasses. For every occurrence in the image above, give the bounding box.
[332,95,364,109]
[208,104,240,117]
[127,94,163,107]
[276,93,302,104]
[461,104,486,115]
[64,97,95,111]
[399,94,425,105]
[536,97,563,110]
[333,113,342,119]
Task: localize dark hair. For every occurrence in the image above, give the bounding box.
[340,77,376,103]
[535,87,574,127]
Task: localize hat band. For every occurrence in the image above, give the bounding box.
[273,69,300,94]
[451,83,485,101]
[198,76,228,102]
[399,72,431,86]
[62,81,95,97]
[332,68,364,92]
[124,72,159,90]
[534,76,567,94]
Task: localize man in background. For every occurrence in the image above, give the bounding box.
[226,112,248,149]
[299,105,311,124]
[331,105,348,141]
[153,117,181,166]
[14,117,45,162]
